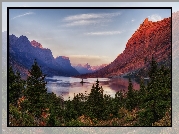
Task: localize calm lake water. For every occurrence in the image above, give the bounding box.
[45,76,140,100]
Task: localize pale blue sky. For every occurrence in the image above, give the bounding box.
[3,2,176,66]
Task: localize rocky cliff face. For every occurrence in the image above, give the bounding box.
[31,40,43,48]
[55,56,79,76]
[73,63,94,74]
[55,56,71,67]
[80,17,171,78]
[9,35,79,77]
[90,64,107,71]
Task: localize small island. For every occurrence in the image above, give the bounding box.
[80,79,87,83]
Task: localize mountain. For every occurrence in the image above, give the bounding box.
[73,63,107,74]
[9,35,79,78]
[79,17,171,78]
[55,56,79,76]
[90,64,108,71]
[31,40,43,48]
[73,64,93,74]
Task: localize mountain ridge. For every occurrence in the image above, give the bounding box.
[9,34,79,78]
[7,15,172,79]
[73,63,107,74]
[78,17,171,78]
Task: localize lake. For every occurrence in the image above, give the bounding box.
[45,76,140,100]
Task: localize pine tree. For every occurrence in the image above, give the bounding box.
[148,56,158,82]
[86,79,104,119]
[126,78,136,111]
[138,78,146,107]
[9,66,24,106]
[47,108,56,126]
[24,60,47,118]
[138,58,171,126]
[127,78,134,98]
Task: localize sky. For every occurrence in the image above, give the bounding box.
[3,2,175,66]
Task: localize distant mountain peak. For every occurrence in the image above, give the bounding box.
[143,18,149,23]
[138,18,154,30]
[73,63,107,74]
[31,40,43,48]
[56,56,69,60]
[19,35,28,39]
[61,56,69,60]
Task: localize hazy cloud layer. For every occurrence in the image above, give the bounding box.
[62,12,121,27]
[63,12,121,21]
[63,20,98,27]
[25,31,31,34]
[85,31,122,36]
[11,12,35,20]
[148,14,162,22]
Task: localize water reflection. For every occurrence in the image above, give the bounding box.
[46,76,140,100]
[108,78,140,92]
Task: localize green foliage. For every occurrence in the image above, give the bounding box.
[64,99,78,121]
[47,109,56,126]
[86,79,104,119]
[65,119,84,126]
[9,66,24,106]
[9,104,35,126]
[125,78,138,111]
[137,57,171,126]
[153,108,171,126]
[24,60,48,118]
[72,93,86,117]
[137,78,146,108]
[46,93,64,126]
[8,58,171,126]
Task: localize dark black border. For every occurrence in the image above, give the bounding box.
[8,7,172,9]
[7,7,10,128]
[7,7,172,127]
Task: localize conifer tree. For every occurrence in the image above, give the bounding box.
[9,66,24,106]
[87,79,104,119]
[138,78,146,107]
[148,56,158,82]
[127,78,134,98]
[125,77,136,111]
[138,58,171,126]
[47,108,56,126]
[24,59,47,118]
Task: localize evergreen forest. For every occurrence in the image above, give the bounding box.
[9,58,171,126]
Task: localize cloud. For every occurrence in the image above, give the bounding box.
[63,12,121,21]
[62,12,121,27]
[63,19,112,27]
[85,31,122,36]
[25,31,31,34]
[131,19,135,22]
[63,20,97,27]
[11,12,35,20]
[36,37,53,40]
[148,14,162,22]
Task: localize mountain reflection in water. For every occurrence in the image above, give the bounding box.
[46,76,140,100]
